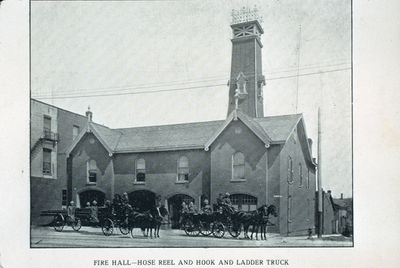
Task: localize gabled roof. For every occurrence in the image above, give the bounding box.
[65,122,121,156]
[253,114,302,143]
[115,120,222,153]
[204,110,272,150]
[65,111,306,155]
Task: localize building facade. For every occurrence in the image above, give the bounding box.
[30,99,87,224]
[31,18,317,236]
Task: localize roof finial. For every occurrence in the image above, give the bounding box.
[231,5,263,24]
[86,105,93,122]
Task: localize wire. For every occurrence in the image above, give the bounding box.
[32,67,351,100]
[32,62,351,98]
[32,83,228,100]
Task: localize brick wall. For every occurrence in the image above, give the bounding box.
[70,133,113,206]
[113,149,210,206]
[278,125,317,236]
[210,120,267,206]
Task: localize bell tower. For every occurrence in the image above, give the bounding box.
[227,7,265,118]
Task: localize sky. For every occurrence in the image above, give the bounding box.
[31,0,352,197]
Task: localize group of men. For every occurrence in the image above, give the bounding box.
[180,192,235,216]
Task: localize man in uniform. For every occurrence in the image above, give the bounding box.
[188,201,197,214]
[222,193,235,214]
[201,199,212,214]
[90,200,99,225]
[67,201,76,222]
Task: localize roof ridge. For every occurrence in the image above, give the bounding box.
[114,119,224,131]
[255,113,303,120]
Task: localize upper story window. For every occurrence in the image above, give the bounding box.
[177,156,189,182]
[299,163,303,187]
[287,156,294,184]
[232,152,245,181]
[87,160,97,184]
[42,148,52,176]
[135,158,146,183]
[72,125,80,140]
[43,116,51,132]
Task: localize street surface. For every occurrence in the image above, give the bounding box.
[31,226,352,248]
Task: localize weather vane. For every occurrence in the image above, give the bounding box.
[231,5,263,24]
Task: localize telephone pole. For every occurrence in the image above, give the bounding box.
[317,107,323,238]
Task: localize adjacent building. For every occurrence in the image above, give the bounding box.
[30,99,87,224]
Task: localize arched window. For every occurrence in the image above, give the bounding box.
[287,156,293,184]
[299,163,303,187]
[135,158,146,182]
[87,159,97,184]
[232,152,245,181]
[177,156,189,182]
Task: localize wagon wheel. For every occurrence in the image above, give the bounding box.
[228,222,241,238]
[71,217,82,231]
[101,218,114,236]
[53,214,65,232]
[212,222,225,238]
[119,220,130,235]
[184,219,200,237]
[200,221,212,236]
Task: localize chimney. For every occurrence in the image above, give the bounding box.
[85,106,93,122]
[341,193,343,199]
[308,138,313,155]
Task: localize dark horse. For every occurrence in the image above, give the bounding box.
[128,209,155,238]
[149,206,168,238]
[250,204,278,240]
[226,204,278,240]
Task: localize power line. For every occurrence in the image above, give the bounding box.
[32,67,351,100]
[32,83,227,100]
[32,76,228,97]
[265,67,351,81]
[32,62,351,98]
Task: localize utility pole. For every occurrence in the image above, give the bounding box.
[295,24,302,113]
[317,107,323,238]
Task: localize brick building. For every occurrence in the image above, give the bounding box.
[31,18,317,235]
[30,99,87,224]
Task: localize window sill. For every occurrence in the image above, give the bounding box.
[133,181,145,185]
[175,180,189,184]
[230,179,246,182]
[86,182,97,186]
[43,175,54,179]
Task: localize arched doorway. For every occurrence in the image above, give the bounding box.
[128,190,156,212]
[230,194,257,211]
[167,194,195,229]
[79,190,105,207]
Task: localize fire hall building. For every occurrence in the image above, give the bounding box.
[31,18,317,236]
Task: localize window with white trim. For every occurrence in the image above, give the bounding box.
[232,152,245,181]
[87,160,97,184]
[135,158,146,182]
[177,156,189,182]
[42,148,52,176]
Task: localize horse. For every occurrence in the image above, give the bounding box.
[250,204,278,240]
[149,206,168,238]
[127,209,156,238]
